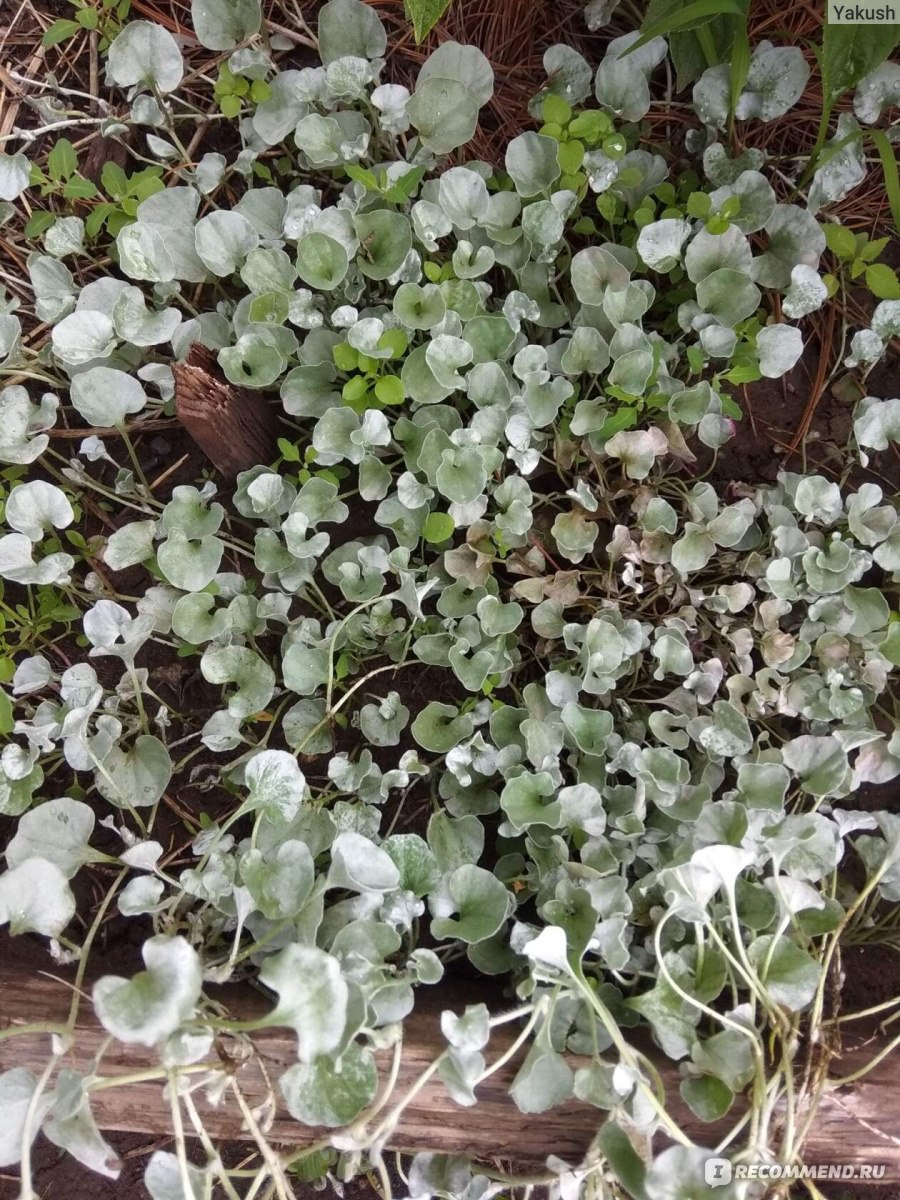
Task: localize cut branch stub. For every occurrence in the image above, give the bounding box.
[173,344,282,479]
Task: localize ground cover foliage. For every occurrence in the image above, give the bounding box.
[0,1,900,1196]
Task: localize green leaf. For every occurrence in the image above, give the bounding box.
[865,262,900,300]
[404,0,452,41]
[48,139,77,182]
[631,0,744,53]
[423,511,454,543]
[680,1074,734,1121]
[870,129,900,234]
[822,221,857,259]
[821,24,900,109]
[598,1122,650,1200]
[24,210,56,238]
[374,374,404,405]
[42,18,81,45]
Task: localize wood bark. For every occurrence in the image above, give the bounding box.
[172,344,282,479]
[1,966,898,1174]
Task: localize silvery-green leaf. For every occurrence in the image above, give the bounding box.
[854,61,900,123]
[411,702,474,753]
[51,310,116,366]
[219,328,288,389]
[133,187,205,283]
[5,480,73,541]
[0,385,57,464]
[605,427,668,480]
[0,1068,48,1167]
[43,1075,122,1179]
[104,520,156,571]
[354,209,411,281]
[757,324,803,378]
[510,1044,573,1113]
[808,113,866,214]
[645,1147,735,1200]
[5,798,94,878]
[201,644,275,719]
[752,205,825,290]
[44,216,85,258]
[595,31,665,122]
[551,509,598,564]
[636,219,690,272]
[782,264,827,319]
[252,71,310,145]
[281,1041,377,1127]
[328,831,400,893]
[570,245,630,304]
[359,691,410,747]
[418,41,493,105]
[144,1151,207,1200]
[118,876,166,916]
[29,255,75,323]
[671,524,716,575]
[708,170,776,233]
[693,64,730,128]
[696,701,753,758]
[394,282,445,331]
[746,935,820,1009]
[241,839,314,918]
[537,43,592,106]
[873,299,900,340]
[407,79,479,155]
[371,83,411,134]
[193,151,225,194]
[0,154,30,202]
[116,221,176,283]
[431,864,510,943]
[782,735,849,796]
[0,858,75,937]
[112,287,181,347]
[854,395,900,450]
[194,210,259,276]
[560,327,610,375]
[736,43,809,121]
[107,21,184,93]
[505,133,560,198]
[257,944,348,1060]
[157,531,223,592]
[521,202,564,254]
[438,167,489,228]
[317,0,386,64]
[191,0,260,49]
[96,735,172,809]
[93,936,201,1046]
[70,366,147,426]
[295,232,349,291]
[244,749,307,822]
[684,225,752,283]
[696,268,760,328]
[0,534,73,586]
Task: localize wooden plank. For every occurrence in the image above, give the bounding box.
[1,965,898,1172]
[172,343,282,479]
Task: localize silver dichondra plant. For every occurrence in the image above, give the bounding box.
[0,1,898,1197]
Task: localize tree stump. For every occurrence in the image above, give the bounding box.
[172,344,282,479]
